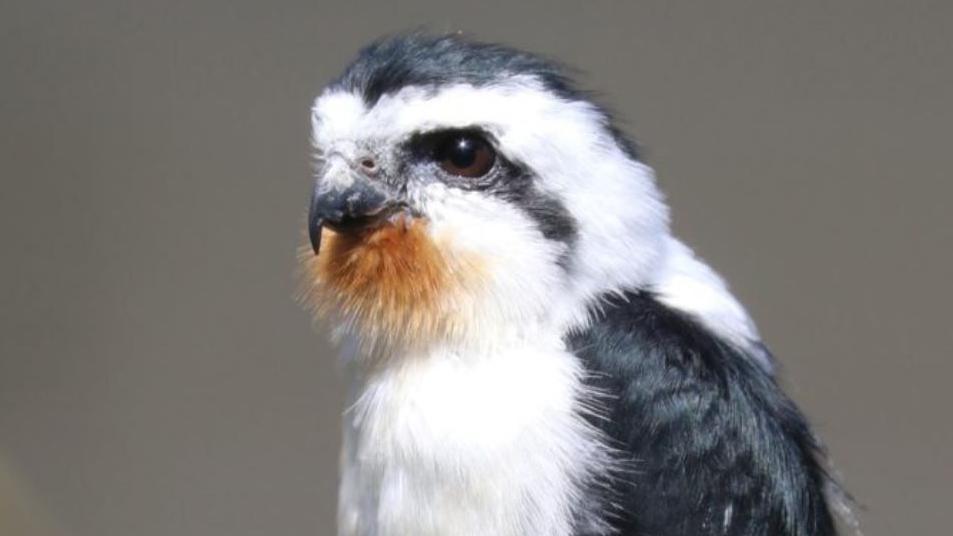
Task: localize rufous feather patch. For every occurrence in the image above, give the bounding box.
[298,217,482,352]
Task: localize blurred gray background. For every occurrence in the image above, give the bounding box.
[1,1,950,535]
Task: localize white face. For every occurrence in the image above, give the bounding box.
[302,77,669,354]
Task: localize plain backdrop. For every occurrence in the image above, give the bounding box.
[2,1,951,535]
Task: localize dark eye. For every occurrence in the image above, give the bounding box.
[434,132,496,178]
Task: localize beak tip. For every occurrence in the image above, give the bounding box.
[309,221,322,255]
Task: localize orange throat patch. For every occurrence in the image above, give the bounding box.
[298,218,480,350]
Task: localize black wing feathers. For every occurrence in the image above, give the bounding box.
[568,292,836,536]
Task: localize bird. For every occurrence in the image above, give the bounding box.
[299,33,851,536]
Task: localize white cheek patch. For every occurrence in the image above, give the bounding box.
[415,182,575,341]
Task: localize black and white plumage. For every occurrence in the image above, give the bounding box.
[300,34,845,536]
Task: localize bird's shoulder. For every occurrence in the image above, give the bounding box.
[566,290,838,536]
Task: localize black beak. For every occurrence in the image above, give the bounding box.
[308,177,396,255]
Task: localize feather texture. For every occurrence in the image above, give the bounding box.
[568,291,836,536]
[300,33,847,536]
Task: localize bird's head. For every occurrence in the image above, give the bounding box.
[300,34,670,354]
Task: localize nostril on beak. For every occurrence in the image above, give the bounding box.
[358,156,378,176]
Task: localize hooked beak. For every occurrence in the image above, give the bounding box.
[308,177,399,255]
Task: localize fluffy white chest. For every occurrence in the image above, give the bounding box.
[337,339,603,536]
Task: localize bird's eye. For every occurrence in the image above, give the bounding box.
[433,132,496,178]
